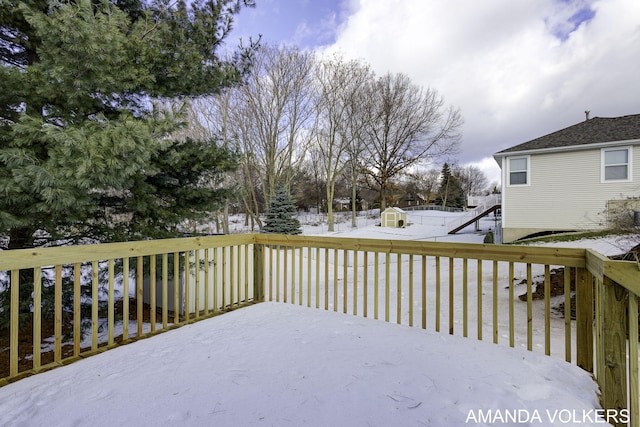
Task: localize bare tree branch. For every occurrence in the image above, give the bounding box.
[361,72,463,210]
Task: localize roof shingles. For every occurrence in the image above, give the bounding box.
[496,114,640,154]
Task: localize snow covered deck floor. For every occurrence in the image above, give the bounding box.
[0,303,604,426]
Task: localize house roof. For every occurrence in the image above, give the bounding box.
[495,114,640,156]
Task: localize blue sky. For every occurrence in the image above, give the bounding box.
[231,0,347,48]
[229,0,640,184]
[546,2,596,41]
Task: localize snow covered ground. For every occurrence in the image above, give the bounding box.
[0,303,607,427]
[0,210,634,426]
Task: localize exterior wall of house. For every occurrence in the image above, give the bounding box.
[501,145,640,242]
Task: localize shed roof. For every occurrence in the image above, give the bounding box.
[495,114,640,156]
[382,207,406,214]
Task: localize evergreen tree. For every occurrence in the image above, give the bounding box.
[0,0,256,249]
[262,186,302,235]
[435,163,465,208]
[0,0,254,333]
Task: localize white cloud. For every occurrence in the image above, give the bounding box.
[325,0,640,181]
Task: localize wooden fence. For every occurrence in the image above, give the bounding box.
[0,234,638,426]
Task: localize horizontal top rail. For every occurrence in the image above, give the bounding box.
[586,249,640,295]
[0,233,593,271]
[468,194,501,208]
[0,234,255,270]
[254,234,587,267]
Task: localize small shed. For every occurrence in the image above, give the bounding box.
[381,207,407,228]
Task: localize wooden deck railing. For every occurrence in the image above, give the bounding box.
[0,235,257,384]
[0,234,638,426]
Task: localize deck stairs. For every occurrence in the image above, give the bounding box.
[448,195,501,234]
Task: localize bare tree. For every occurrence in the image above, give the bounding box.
[361,72,463,210]
[241,44,316,197]
[295,153,326,213]
[453,164,489,204]
[210,91,264,230]
[314,55,372,231]
[202,44,316,228]
[407,167,441,205]
[341,62,374,227]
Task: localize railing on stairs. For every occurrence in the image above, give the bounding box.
[447,194,501,234]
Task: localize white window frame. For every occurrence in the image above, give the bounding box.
[601,146,632,183]
[507,155,530,187]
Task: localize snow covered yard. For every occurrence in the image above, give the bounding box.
[0,302,606,426]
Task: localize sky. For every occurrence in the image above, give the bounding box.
[2,210,626,426]
[229,0,640,185]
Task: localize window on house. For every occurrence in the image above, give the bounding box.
[508,157,528,185]
[602,147,630,181]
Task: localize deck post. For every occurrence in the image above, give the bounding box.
[600,277,628,425]
[253,243,264,303]
[575,267,594,373]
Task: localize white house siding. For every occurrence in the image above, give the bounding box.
[501,147,640,242]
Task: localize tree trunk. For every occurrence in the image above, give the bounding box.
[222,202,230,234]
[380,183,387,211]
[326,184,335,232]
[316,179,322,215]
[351,179,357,228]
[8,227,34,250]
[443,178,449,208]
[241,190,262,230]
